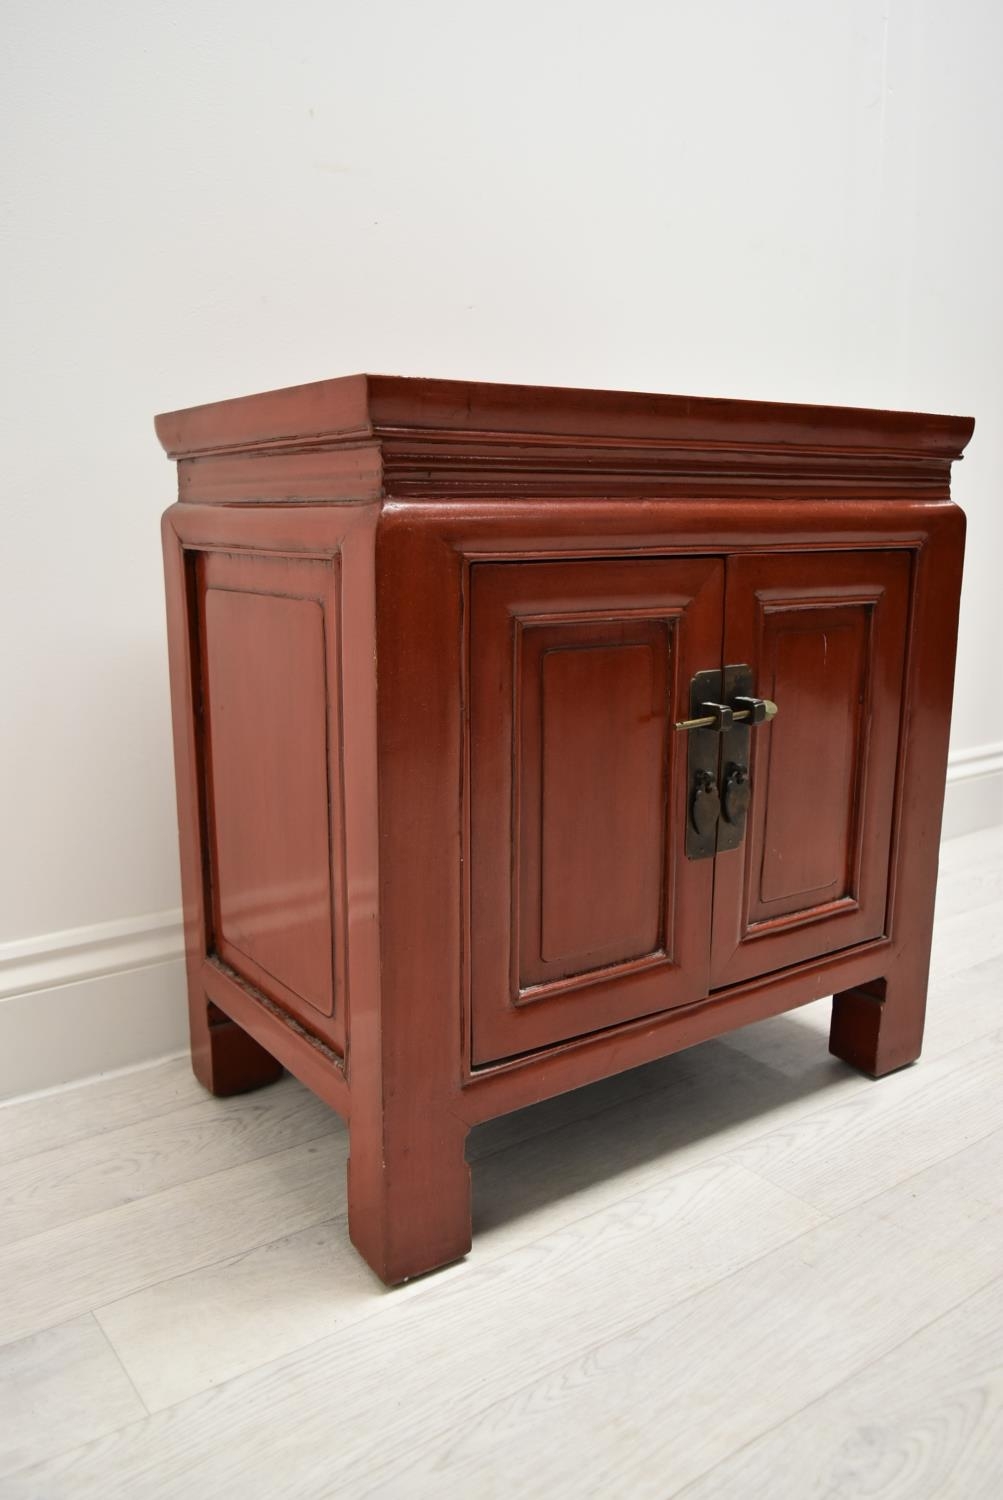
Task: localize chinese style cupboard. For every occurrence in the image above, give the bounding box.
[157,376,971,1283]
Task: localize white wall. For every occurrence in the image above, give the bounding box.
[2,0,1001,1096]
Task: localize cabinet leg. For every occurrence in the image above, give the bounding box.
[347,1110,471,1285]
[190,997,283,1096]
[829,976,925,1078]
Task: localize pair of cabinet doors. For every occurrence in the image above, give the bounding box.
[469,550,910,1066]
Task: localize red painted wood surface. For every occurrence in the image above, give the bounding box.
[203,578,336,1019]
[157,375,971,1285]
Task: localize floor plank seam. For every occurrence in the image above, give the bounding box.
[730,1103,1003,1223]
[1,1396,156,1489]
[93,1313,153,1420]
[726,1159,838,1221]
[846,1121,1003,1221]
[89,1212,347,1327]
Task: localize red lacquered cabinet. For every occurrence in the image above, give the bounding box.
[156,376,972,1284]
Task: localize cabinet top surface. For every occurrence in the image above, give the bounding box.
[155,373,974,464]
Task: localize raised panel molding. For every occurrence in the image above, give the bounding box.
[751,597,874,921]
[204,589,334,1016]
[195,549,348,1057]
[522,623,670,987]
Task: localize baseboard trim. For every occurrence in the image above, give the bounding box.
[0,912,188,1101]
[0,909,184,1002]
[942,740,1003,839]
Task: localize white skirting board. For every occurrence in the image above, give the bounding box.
[1,744,1001,1102]
[0,940,189,1101]
[940,740,1003,840]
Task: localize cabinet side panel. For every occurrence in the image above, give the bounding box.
[204,588,335,1016]
[182,546,349,1054]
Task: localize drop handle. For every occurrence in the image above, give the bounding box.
[675,696,778,733]
[722,763,751,824]
[690,769,721,837]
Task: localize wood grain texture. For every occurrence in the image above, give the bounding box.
[0,1315,145,1479]
[6,1159,823,1496]
[93,1219,367,1413]
[729,1029,1003,1215]
[0,1135,342,1348]
[88,1061,726,1410]
[92,1047,840,1413]
[358,1132,1003,1500]
[0,1057,202,1169]
[7,1125,1001,1499]
[675,1272,1003,1500]
[0,1076,335,1248]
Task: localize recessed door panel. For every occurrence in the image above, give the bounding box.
[755,608,866,912]
[470,557,724,1066]
[529,624,668,980]
[710,551,910,987]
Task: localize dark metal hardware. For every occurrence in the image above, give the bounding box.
[675,697,777,733]
[733,695,772,725]
[684,668,725,860]
[691,769,721,838]
[715,665,764,851]
[695,701,734,732]
[721,762,751,824]
[682,664,775,858]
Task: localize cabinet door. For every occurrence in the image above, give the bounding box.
[710,550,910,988]
[470,557,723,1065]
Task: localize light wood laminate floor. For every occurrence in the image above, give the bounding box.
[1,826,1001,1498]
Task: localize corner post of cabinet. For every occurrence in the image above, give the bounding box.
[346,506,471,1284]
[830,503,967,1076]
